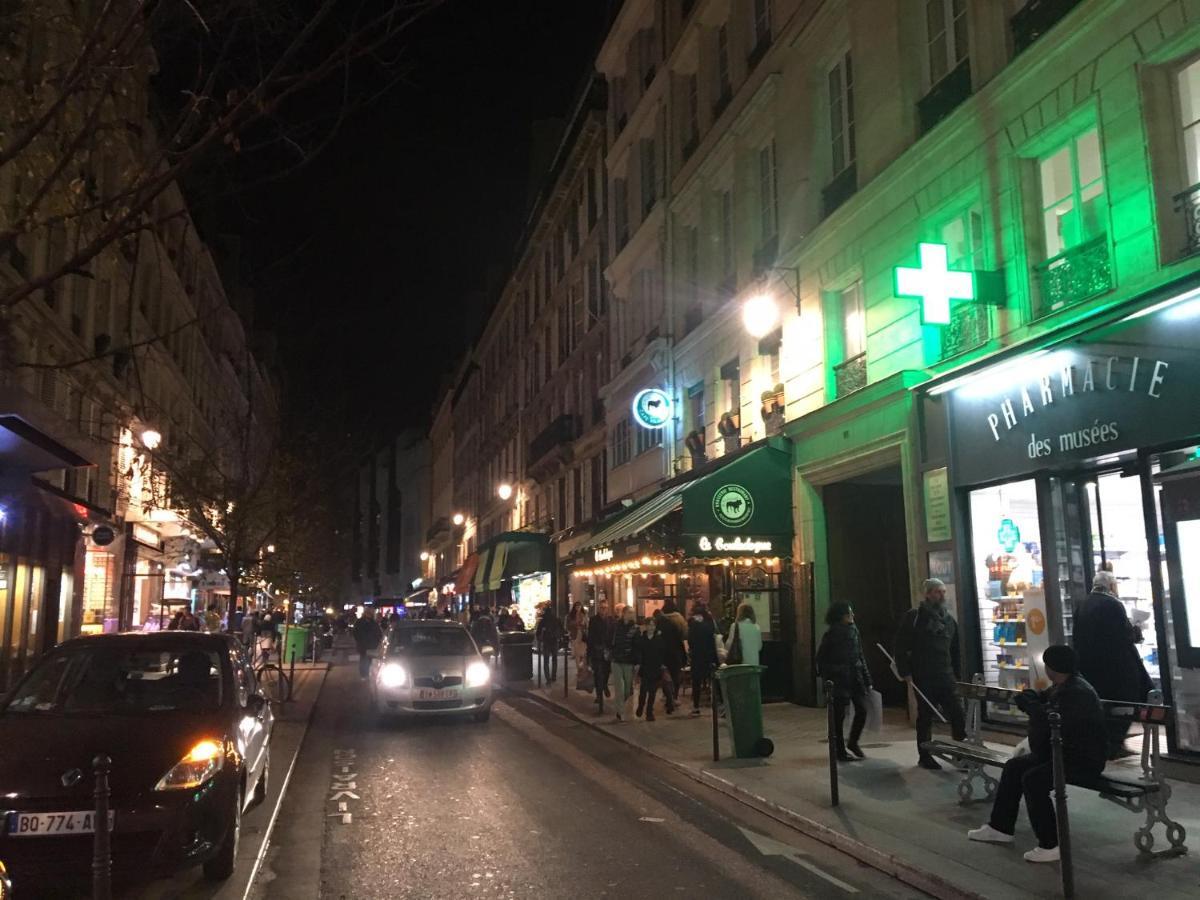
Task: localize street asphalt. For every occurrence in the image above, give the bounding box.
[249,659,928,900]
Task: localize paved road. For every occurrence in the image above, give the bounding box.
[253,661,928,900]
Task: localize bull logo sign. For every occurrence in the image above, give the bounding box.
[712,484,754,528]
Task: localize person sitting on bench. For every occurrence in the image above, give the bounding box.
[967,644,1107,863]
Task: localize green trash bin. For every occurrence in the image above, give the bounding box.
[714,664,772,758]
[281,624,310,664]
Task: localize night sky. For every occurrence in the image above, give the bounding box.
[199,2,614,438]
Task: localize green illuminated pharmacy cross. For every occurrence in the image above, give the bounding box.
[894,242,975,326]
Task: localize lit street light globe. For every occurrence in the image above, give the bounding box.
[742,293,780,338]
[452,513,465,526]
[140,428,162,450]
[419,551,429,561]
[497,482,513,501]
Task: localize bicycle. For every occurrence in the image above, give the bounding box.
[254,631,292,703]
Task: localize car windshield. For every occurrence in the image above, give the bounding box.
[387,628,473,656]
[1,646,223,716]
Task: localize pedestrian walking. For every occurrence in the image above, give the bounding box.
[687,603,718,716]
[1073,570,1153,758]
[817,602,872,761]
[967,644,1107,863]
[352,608,383,680]
[610,606,639,721]
[635,615,674,720]
[535,603,563,683]
[587,602,615,706]
[241,609,257,647]
[568,601,590,680]
[203,603,222,633]
[470,607,500,653]
[658,602,688,704]
[893,578,967,769]
[726,603,763,667]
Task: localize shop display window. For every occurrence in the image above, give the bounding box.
[968,480,1044,722]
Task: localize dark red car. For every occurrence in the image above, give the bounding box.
[0,631,272,891]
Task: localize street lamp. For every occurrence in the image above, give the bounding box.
[742,293,781,338]
[419,551,429,561]
[452,512,465,526]
[497,482,513,501]
[266,544,276,554]
[140,428,162,450]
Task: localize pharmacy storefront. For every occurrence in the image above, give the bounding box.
[921,283,1200,753]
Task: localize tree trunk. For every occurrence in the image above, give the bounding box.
[227,570,241,634]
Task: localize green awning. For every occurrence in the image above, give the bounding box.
[473,532,554,590]
[582,482,690,551]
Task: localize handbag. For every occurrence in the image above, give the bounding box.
[726,623,744,665]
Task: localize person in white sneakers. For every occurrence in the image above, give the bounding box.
[967,645,1107,863]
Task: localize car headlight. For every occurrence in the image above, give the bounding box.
[0,859,11,900]
[379,662,409,688]
[465,660,491,688]
[154,739,225,791]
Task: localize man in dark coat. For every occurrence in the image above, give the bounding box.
[657,603,687,704]
[894,578,967,769]
[470,609,500,653]
[1073,571,1153,758]
[968,644,1107,863]
[352,609,383,680]
[535,605,563,683]
[586,603,616,705]
[635,617,674,719]
[686,604,718,716]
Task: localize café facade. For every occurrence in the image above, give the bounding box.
[917,275,1200,754]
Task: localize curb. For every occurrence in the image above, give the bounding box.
[505,684,983,900]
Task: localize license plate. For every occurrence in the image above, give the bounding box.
[417,688,459,701]
[7,810,114,837]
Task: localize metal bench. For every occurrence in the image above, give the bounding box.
[921,676,1187,858]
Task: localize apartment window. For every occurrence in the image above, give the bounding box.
[758,141,778,240]
[613,77,628,131]
[716,25,731,99]
[927,0,968,86]
[941,205,984,271]
[842,281,866,360]
[640,139,658,215]
[638,28,657,88]
[635,419,663,455]
[828,53,856,175]
[1178,59,1200,186]
[1038,127,1106,259]
[587,167,599,227]
[689,382,705,432]
[720,189,734,277]
[721,358,741,415]
[610,418,632,468]
[753,0,772,48]
[590,454,605,517]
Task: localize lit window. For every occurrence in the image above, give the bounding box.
[1177,59,1200,185]
[926,0,968,86]
[1038,127,1106,258]
[841,281,865,360]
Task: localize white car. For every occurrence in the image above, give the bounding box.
[370,621,494,722]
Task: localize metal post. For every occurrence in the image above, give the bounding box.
[712,673,720,762]
[536,638,542,689]
[563,641,569,700]
[825,680,840,807]
[1049,710,1074,899]
[92,754,112,900]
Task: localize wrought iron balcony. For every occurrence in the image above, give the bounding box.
[822,164,857,219]
[918,59,972,135]
[940,303,991,360]
[834,353,867,398]
[1012,0,1084,56]
[1173,182,1200,256]
[528,414,578,469]
[1032,236,1112,319]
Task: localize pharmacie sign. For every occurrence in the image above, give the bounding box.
[941,288,1200,484]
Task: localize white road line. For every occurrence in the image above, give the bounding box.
[241,736,305,900]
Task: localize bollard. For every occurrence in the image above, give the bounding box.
[1049,710,1074,899]
[712,672,720,762]
[563,642,569,700]
[825,680,839,807]
[288,648,296,702]
[92,754,112,900]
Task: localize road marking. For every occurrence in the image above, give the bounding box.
[338,802,347,812]
[639,816,665,823]
[737,826,859,894]
[328,749,359,822]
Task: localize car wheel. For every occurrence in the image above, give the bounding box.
[203,784,243,881]
[473,708,491,723]
[252,751,269,807]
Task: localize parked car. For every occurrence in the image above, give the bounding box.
[0,631,273,890]
[370,620,494,722]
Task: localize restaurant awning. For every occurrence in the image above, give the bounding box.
[578,439,793,561]
[454,554,480,595]
[473,532,555,591]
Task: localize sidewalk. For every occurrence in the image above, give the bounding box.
[511,658,1200,900]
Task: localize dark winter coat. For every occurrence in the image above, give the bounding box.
[470,615,499,651]
[611,620,639,664]
[352,617,382,653]
[816,622,872,700]
[586,614,615,661]
[536,609,563,648]
[1020,674,1108,778]
[687,616,718,671]
[635,628,668,675]
[1073,591,1153,703]
[657,612,687,667]
[893,603,961,690]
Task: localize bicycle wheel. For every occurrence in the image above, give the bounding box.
[256,664,292,703]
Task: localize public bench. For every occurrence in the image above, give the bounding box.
[920,676,1187,858]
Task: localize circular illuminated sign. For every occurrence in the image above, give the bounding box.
[91,525,115,547]
[713,484,755,528]
[632,388,672,429]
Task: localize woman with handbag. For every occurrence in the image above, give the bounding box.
[726,603,763,667]
[816,601,872,762]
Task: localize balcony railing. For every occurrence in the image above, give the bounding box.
[822,163,857,218]
[940,303,991,360]
[1174,182,1200,257]
[1012,0,1084,56]
[1032,236,1112,319]
[834,353,867,398]
[528,414,578,468]
[917,59,972,135]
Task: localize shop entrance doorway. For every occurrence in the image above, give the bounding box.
[824,466,911,706]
